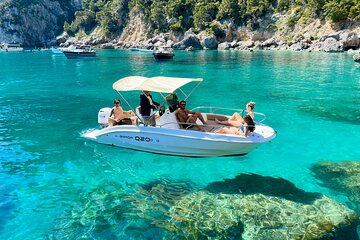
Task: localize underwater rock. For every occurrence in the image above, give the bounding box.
[205,173,322,204]
[49,181,132,239]
[298,105,360,125]
[311,161,360,213]
[169,192,359,240]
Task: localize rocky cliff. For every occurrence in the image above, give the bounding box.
[1,0,360,52]
[0,0,81,46]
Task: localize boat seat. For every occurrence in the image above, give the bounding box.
[165,93,179,113]
[159,108,180,129]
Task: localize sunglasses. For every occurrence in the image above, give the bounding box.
[180,104,186,106]
[115,102,120,104]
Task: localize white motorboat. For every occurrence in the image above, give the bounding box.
[83,76,276,157]
[62,45,96,59]
[0,43,24,52]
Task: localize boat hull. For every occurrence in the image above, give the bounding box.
[83,124,276,157]
[63,51,96,59]
[153,53,174,60]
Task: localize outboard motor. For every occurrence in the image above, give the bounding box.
[98,107,112,128]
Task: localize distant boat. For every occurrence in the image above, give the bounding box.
[51,45,76,55]
[129,47,153,53]
[153,46,174,60]
[0,43,24,52]
[353,53,360,63]
[62,46,96,59]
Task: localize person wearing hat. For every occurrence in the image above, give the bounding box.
[140,90,160,126]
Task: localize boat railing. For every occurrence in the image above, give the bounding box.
[191,106,267,123]
[158,120,220,132]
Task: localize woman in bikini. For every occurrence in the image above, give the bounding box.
[215,115,255,136]
[215,101,255,127]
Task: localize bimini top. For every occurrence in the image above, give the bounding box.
[112,76,203,93]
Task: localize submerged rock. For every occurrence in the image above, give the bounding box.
[311,161,360,213]
[169,192,359,239]
[127,174,359,239]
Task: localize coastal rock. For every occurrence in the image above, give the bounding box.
[261,37,278,48]
[169,192,359,239]
[166,40,174,47]
[201,36,218,49]
[340,32,360,49]
[217,42,231,50]
[99,43,114,49]
[173,34,202,50]
[289,43,303,51]
[320,32,341,42]
[311,161,360,213]
[322,37,343,52]
[56,32,69,44]
[230,40,238,48]
[237,41,254,50]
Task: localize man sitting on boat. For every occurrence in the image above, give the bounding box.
[175,100,207,131]
[108,99,136,126]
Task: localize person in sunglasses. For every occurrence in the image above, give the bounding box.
[175,100,206,130]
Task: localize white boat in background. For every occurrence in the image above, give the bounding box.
[0,43,24,52]
[83,76,276,157]
[63,46,96,59]
[129,47,153,53]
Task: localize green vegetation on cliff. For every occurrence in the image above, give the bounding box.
[65,0,360,37]
[65,0,129,36]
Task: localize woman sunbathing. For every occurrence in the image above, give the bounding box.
[215,115,255,137]
[215,101,255,127]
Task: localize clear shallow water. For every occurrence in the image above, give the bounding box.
[0,50,359,239]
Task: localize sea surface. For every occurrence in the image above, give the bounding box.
[0,49,359,239]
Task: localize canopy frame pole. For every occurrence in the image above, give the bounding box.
[182,81,202,101]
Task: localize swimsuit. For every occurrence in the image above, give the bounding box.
[240,124,245,132]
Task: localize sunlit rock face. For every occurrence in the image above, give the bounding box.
[0,0,81,46]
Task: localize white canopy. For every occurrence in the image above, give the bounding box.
[112,76,203,93]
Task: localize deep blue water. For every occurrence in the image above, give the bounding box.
[0,49,359,239]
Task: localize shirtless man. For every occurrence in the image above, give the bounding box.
[108,99,136,126]
[175,100,206,131]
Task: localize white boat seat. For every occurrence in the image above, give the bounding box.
[159,108,180,129]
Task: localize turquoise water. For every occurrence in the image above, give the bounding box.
[0,49,359,239]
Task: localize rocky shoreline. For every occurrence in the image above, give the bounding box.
[58,29,360,54]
